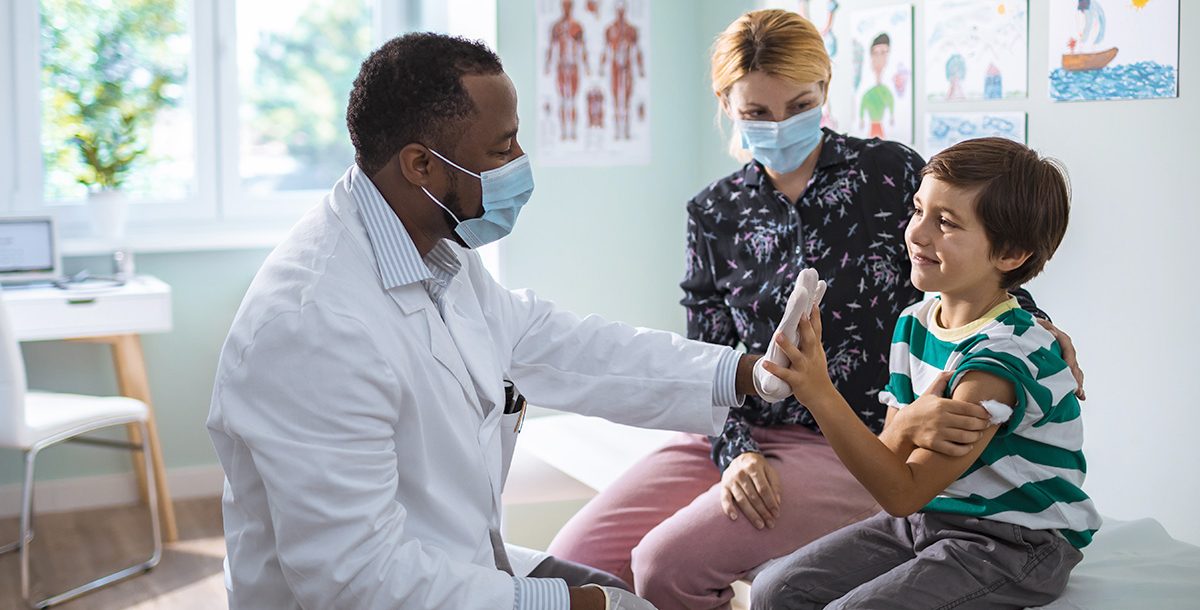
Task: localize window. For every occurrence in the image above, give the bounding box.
[219,0,375,216]
[40,0,195,204]
[1,0,499,259]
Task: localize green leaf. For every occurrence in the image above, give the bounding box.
[41,0,186,192]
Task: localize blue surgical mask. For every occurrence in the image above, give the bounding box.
[421,148,535,249]
[737,105,824,174]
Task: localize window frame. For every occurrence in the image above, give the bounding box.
[13,0,217,229]
[10,0,41,217]
[2,0,499,257]
[0,1,13,213]
[215,0,413,223]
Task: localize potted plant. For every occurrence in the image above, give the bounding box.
[41,0,185,240]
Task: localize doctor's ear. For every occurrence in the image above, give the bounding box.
[396,144,434,187]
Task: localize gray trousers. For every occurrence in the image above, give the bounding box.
[751,511,1083,610]
[530,554,633,591]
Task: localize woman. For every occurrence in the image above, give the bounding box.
[548,10,1079,610]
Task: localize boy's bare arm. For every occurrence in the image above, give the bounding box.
[801,373,1004,517]
[879,407,912,456]
[790,389,985,516]
[893,371,1012,513]
[878,372,992,459]
[766,319,1008,517]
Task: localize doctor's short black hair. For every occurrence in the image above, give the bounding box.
[347,32,503,176]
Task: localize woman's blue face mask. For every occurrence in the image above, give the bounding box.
[736,104,824,174]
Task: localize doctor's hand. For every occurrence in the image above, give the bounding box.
[754,269,827,403]
[578,585,660,610]
[720,452,782,530]
[884,371,991,457]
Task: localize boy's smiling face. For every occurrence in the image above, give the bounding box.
[904,176,1020,297]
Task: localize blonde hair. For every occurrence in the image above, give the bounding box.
[711,9,831,160]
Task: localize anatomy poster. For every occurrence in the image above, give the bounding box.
[923,0,1028,101]
[839,4,913,145]
[536,0,651,166]
[924,112,1026,157]
[1047,0,1178,102]
[757,0,843,129]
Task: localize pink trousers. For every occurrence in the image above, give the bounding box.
[546,425,879,610]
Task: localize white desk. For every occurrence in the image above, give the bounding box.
[4,277,172,341]
[2,277,178,541]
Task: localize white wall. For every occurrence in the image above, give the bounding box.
[499,0,712,335]
[709,0,1200,544]
[902,0,1199,547]
[1019,4,1199,545]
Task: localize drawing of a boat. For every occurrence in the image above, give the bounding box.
[1062,47,1119,71]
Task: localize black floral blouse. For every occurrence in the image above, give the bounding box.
[682,129,1044,471]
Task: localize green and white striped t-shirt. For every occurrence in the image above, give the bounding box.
[878,296,1102,548]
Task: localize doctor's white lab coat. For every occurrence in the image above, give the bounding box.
[207,169,736,609]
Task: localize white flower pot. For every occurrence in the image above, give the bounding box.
[87,189,130,241]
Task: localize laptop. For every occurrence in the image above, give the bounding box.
[0,216,61,285]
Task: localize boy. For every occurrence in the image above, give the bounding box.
[752,138,1101,609]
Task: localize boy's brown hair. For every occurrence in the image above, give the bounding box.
[921,137,1071,289]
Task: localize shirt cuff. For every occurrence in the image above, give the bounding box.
[712,348,745,408]
[513,576,570,610]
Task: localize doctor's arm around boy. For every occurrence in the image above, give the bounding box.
[751,138,1101,610]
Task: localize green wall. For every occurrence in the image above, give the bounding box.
[498,0,717,334]
[697,1,755,183]
[0,249,272,485]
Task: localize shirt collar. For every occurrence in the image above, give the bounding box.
[741,127,848,190]
[348,165,461,290]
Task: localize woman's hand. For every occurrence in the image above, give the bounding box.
[1035,319,1085,400]
[886,371,991,457]
[720,452,782,530]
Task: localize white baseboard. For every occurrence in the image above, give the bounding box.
[0,464,225,519]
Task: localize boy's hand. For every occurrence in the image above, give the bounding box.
[753,269,827,402]
[762,303,835,406]
[888,371,991,457]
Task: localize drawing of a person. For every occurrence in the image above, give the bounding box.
[859,33,894,139]
[945,53,966,100]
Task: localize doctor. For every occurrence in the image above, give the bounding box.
[207,33,760,610]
